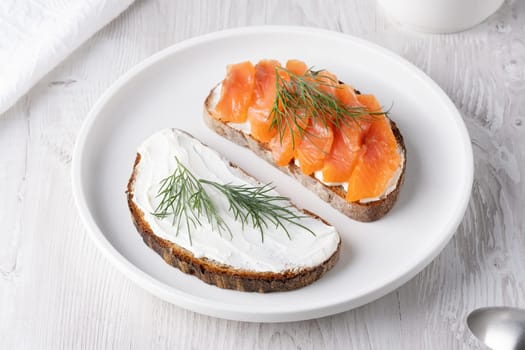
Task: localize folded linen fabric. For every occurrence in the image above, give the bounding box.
[0,0,135,114]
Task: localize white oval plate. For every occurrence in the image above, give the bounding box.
[72,26,473,322]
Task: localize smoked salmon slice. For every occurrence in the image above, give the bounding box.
[321,85,370,182]
[212,61,255,123]
[286,59,308,76]
[321,126,360,182]
[335,83,361,108]
[271,62,338,172]
[316,70,338,96]
[269,112,309,167]
[346,95,401,202]
[294,120,334,176]
[247,60,281,142]
[268,60,310,166]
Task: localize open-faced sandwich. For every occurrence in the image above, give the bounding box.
[127,129,341,292]
[204,59,406,222]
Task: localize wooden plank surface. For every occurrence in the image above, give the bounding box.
[1,0,524,348]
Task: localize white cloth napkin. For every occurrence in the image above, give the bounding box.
[0,0,135,114]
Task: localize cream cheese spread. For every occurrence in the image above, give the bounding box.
[132,129,340,273]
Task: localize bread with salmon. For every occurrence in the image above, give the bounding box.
[203,60,406,222]
[127,129,341,292]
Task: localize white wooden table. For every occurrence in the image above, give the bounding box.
[1,1,524,348]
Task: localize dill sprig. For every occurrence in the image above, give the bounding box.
[151,158,230,244]
[200,181,315,242]
[269,67,385,148]
[152,157,314,242]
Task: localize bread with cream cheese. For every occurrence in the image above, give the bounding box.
[127,129,341,292]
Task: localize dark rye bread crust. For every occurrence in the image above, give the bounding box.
[204,88,406,222]
[127,153,341,293]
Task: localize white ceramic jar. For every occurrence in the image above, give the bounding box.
[377,0,505,33]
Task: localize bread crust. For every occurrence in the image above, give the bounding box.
[204,87,406,222]
[127,153,341,293]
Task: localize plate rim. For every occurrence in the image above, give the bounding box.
[71,25,474,322]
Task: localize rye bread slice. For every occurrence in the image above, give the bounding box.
[204,85,406,222]
[127,132,341,293]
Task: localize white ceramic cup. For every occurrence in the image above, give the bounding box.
[377,0,505,33]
